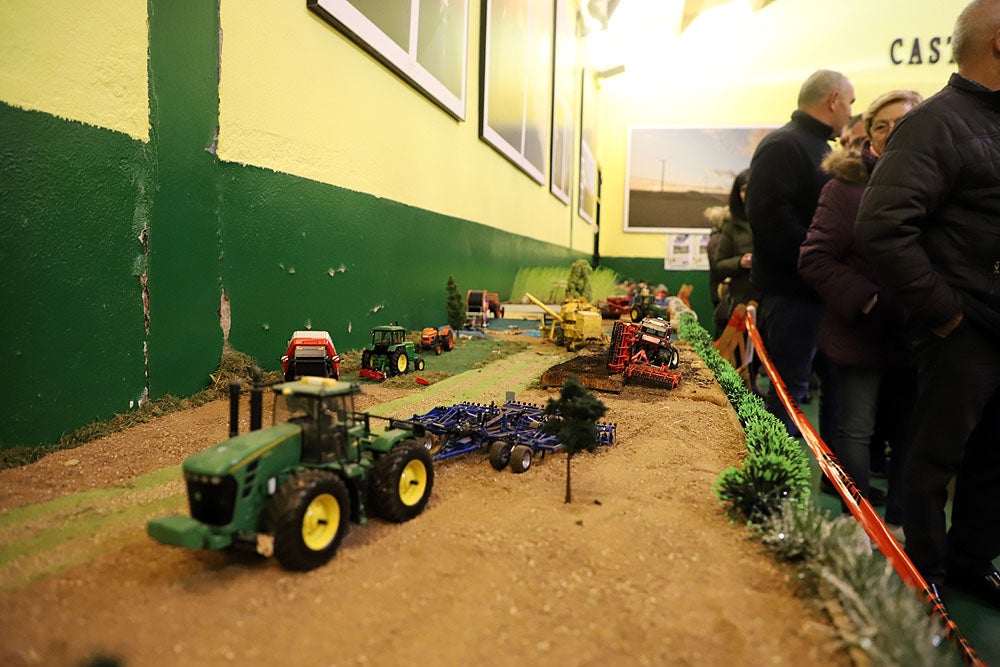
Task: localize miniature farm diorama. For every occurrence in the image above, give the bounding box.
[0,267,857,667]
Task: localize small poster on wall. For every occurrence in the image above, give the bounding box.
[664,231,711,270]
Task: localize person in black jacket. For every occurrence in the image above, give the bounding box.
[855,0,1000,609]
[746,70,855,438]
[799,90,923,530]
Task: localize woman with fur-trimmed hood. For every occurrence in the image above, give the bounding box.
[798,90,923,529]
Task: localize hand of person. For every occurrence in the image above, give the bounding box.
[931,312,963,338]
[739,253,752,269]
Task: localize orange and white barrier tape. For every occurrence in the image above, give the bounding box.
[744,309,985,667]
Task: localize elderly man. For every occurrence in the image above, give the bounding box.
[856,0,1000,609]
[746,70,854,438]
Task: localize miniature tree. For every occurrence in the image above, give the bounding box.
[445,276,465,330]
[566,259,593,302]
[542,374,607,503]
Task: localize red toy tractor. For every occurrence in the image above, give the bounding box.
[420,325,455,355]
[281,330,340,381]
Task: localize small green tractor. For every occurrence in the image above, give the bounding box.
[147,377,434,571]
[359,323,426,381]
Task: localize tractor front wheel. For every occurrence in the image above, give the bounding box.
[489,440,512,470]
[361,349,373,369]
[630,306,644,323]
[370,440,434,522]
[266,470,350,571]
[415,358,426,371]
[510,445,533,474]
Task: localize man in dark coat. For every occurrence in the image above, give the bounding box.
[855,0,1000,609]
[746,69,855,437]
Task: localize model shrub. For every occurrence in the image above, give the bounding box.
[445,276,465,330]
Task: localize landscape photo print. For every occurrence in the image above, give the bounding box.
[624,125,775,233]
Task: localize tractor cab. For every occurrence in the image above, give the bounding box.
[273,377,363,464]
[370,325,406,350]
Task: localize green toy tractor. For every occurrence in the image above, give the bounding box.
[359,324,426,381]
[147,377,434,571]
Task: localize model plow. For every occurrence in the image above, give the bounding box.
[393,401,616,474]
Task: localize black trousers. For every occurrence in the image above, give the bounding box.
[903,319,1000,585]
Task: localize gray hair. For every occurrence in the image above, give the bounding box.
[798,70,850,107]
[863,90,924,135]
[952,0,1000,65]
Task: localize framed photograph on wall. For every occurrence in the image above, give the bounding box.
[624,125,775,233]
[577,68,598,224]
[480,0,555,185]
[308,0,469,120]
[549,0,577,204]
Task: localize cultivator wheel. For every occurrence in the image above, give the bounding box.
[266,470,350,571]
[489,440,512,470]
[509,444,533,474]
[371,440,434,522]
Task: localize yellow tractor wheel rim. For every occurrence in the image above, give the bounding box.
[302,493,340,550]
[398,459,427,506]
[396,354,408,373]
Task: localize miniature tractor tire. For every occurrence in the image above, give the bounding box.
[509,444,533,474]
[415,358,426,371]
[659,346,680,370]
[629,305,644,322]
[370,440,434,522]
[361,349,373,370]
[435,344,442,356]
[392,350,409,375]
[489,439,513,471]
[266,470,350,571]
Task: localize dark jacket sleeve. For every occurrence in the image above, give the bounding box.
[855,112,963,329]
[799,181,878,320]
[714,226,741,278]
[746,139,810,271]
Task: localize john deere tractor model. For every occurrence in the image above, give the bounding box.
[147,377,434,571]
[359,323,425,381]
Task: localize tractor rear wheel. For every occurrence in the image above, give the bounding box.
[266,470,350,571]
[510,445,533,474]
[370,440,434,522]
[488,440,512,470]
[391,349,409,375]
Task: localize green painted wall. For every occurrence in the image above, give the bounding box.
[145,0,223,399]
[0,2,583,447]
[0,103,148,446]
[219,163,581,370]
[599,257,713,325]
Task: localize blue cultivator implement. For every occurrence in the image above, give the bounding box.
[394,401,617,474]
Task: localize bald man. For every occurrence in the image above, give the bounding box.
[745,70,854,439]
[856,0,1000,609]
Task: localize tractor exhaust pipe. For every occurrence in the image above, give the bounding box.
[250,367,263,431]
[229,381,241,437]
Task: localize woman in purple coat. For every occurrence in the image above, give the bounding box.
[798,90,923,533]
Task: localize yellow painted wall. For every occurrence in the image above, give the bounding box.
[597,0,966,259]
[0,0,148,141]
[218,0,593,254]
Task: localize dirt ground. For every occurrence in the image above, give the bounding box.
[0,335,848,667]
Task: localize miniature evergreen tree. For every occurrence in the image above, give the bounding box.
[542,374,607,503]
[565,259,593,302]
[445,276,464,330]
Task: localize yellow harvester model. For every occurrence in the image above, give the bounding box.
[524,293,607,351]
